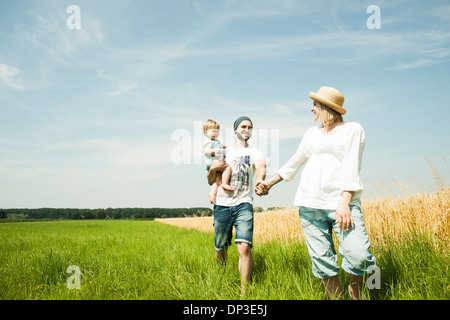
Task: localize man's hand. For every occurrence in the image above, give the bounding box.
[255,180,270,196]
[255,174,282,196]
[207,158,228,185]
[254,158,267,196]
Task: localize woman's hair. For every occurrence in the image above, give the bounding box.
[317,102,343,126]
[203,119,220,134]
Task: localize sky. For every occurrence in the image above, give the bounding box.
[0,0,449,209]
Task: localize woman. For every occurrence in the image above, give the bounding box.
[256,86,376,300]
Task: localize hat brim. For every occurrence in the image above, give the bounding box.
[309,92,346,115]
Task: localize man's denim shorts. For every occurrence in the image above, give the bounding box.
[213,202,254,251]
[299,205,377,279]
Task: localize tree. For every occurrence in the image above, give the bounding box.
[84,211,95,219]
[72,211,82,220]
[144,211,155,219]
[105,207,114,218]
[113,211,121,219]
[95,209,106,219]
[0,209,7,219]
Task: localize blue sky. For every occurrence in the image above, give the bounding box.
[0,0,449,209]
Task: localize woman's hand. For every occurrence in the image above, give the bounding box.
[335,191,355,232]
[335,203,354,232]
[255,180,271,196]
[254,174,283,196]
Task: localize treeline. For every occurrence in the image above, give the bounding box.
[0,207,213,220]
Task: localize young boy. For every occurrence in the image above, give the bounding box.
[203,119,234,204]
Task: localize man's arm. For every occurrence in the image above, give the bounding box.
[207,157,228,186]
[254,158,267,187]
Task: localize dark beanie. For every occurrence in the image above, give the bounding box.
[233,116,253,131]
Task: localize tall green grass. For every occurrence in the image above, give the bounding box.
[369,229,449,300]
[0,219,447,299]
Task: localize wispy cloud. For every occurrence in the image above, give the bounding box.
[178,28,450,69]
[15,5,104,70]
[184,1,450,69]
[0,62,24,90]
[386,58,442,71]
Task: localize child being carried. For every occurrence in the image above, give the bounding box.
[203,119,234,204]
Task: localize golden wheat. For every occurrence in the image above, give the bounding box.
[362,187,449,249]
[155,209,303,244]
[157,188,449,249]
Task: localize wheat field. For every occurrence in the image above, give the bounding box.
[157,187,450,250]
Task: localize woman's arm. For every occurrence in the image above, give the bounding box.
[255,173,283,196]
[276,130,311,182]
[256,129,311,196]
[336,124,365,231]
[341,123,365,194]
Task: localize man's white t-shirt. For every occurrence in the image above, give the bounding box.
[215,145,265,207]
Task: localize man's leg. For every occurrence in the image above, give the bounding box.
[233,203,254,292]
[237,242,252,291]
[213,204,233,265]
[215,247,228,265]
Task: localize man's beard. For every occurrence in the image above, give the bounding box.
[236,132,250,141]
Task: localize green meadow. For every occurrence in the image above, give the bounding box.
[0,219,448,300]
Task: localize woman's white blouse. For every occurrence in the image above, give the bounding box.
[277,122,365,210]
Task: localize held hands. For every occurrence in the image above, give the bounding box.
[255,180,271,196]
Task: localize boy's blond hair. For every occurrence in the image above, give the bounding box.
[317,102,343,125]
[203,119,220,134]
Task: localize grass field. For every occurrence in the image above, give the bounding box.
[1,188,449,300]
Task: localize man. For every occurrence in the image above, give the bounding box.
[207,116,266,292]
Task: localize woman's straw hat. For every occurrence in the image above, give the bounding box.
[309,86,346,115]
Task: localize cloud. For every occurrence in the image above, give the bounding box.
[0,136,178,208]
[17,7,104,67]
[183,1,450,69]
[102,82,153,97]
[80,138,173,169]
[0,62,24,90]
[386,59,441,70]
[179,28,450,69]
